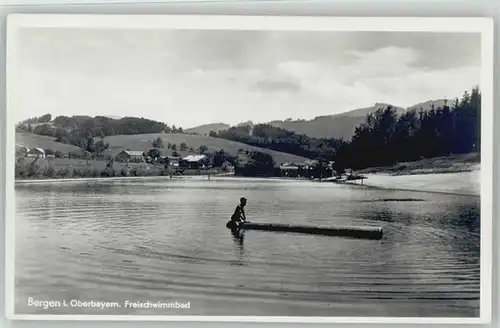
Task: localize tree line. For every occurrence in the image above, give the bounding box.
[17,86,480,175]
[214,124,343,161]
[16,115,187,152]
[212,87,481,173]
[150,137,202,154]
[20,114,52,125]
[334,87,480,171]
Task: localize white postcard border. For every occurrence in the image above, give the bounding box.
[4,14,494,323]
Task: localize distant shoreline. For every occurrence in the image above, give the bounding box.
[359,171,479,197]
[15,170,480,198]
[15,152,481,197]
[356,153,480,176]
[14,174,316,185]
[344,177,479,197]
[15,175,172,184]
[14,173,231,184]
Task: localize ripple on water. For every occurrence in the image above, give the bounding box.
[14,178,480,317]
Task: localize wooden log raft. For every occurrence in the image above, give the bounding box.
[226,221,383,240]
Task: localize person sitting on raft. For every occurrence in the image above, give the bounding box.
[230,197,247,226]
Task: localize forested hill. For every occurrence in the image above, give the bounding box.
[212,87,481,171]
[266,100,447,140]
[16,86,480,172]
[335,87,480,170]
[185,99,449,141]
[184,123,230,136]
[16,115,186,150]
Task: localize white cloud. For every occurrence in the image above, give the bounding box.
[14,30,481,128]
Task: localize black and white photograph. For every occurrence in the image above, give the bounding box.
[5,15,493,323]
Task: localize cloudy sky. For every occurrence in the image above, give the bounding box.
[15,28,481,129]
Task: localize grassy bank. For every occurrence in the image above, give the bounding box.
[356,171,480,196]
[345,153,481,196]
[356,153,480,176]
[14,157,228,180]
[16,131,309,165]
[15,157,160,179]
[16,132,84,154]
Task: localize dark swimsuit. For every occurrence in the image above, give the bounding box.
[231,205,245,223]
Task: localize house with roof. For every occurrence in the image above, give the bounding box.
[182,154,208,169]
[115,150,145,163]
[16,144,30,156]
[156,148,173,163]
[98,147,123,161]
[26,147,45,158]
[165,155,182,167]
[279,162,300,177]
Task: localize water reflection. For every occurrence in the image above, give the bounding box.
[15,178,480,317]
[231,228,245,247]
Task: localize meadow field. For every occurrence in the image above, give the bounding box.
[16,131,308,165]
[101,132,308,164]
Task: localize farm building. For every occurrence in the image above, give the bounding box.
[98,147,122,161]
[26,147,45,158]
[279,163,300,177]
[145,148,171,163]
[115,150,145,163]
[303,159,318,169]
[182,154,208,169]
[16,144,30,156]
[166,156,182,167]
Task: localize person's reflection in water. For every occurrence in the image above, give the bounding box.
[231,228,245,253]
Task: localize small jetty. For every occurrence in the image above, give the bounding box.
[323,173,367,185]
[228,222,383,240]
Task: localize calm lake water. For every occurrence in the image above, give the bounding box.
[14,177,480,317]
